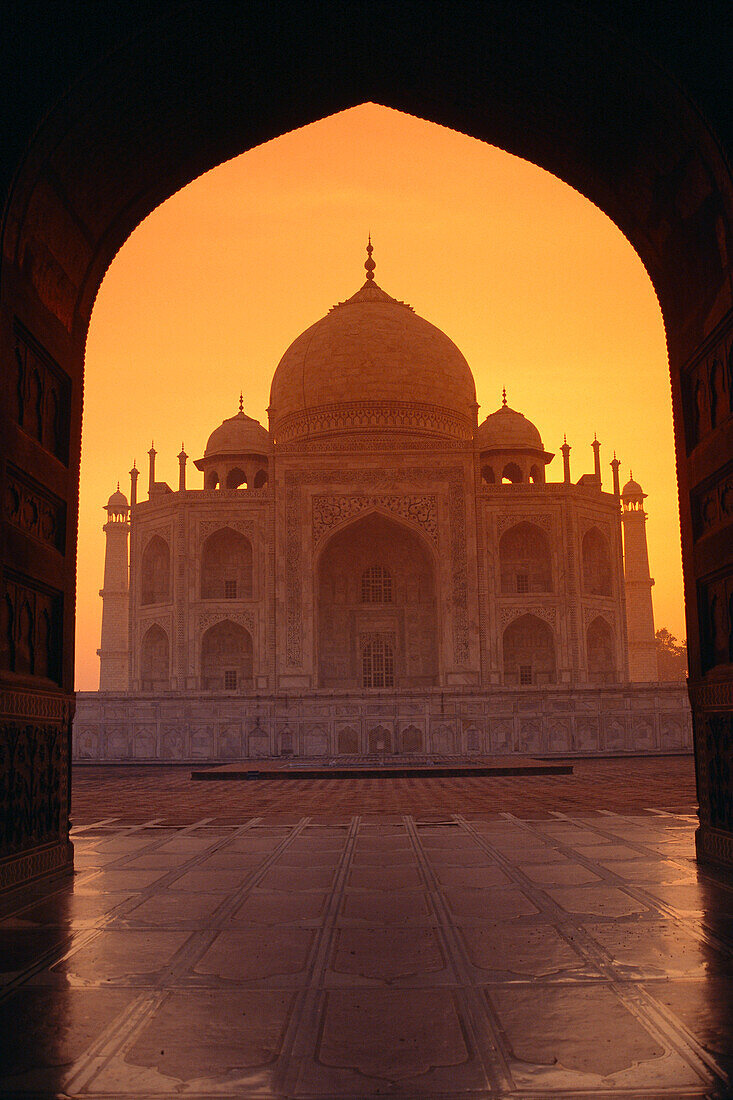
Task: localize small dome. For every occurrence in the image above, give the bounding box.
[622,475,644,497]
[204,409,269,457]
[106,487,128,510]
[475,400,544,452]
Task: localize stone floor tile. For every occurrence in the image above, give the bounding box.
[44,929,191,985]
[12,890,134,929]
[583,916,727,978]
[488,983,671,1084]
[598,858,697,883]
[114,891,225,927]
[257,864,336,891]
[521,861,603,886]
[432,863,513,888]
[547,884,651,918]
[340,888,433,925]
[444,885,540,922]
[229,888,328,925]
[347,863,424,889]
[462,920,594,978]
[99,990,295,1091]
[329,926,447,983]
[193,929,315,983]
[0,988,135,1095]
[645,976,733,1078]
[165,867,255,892]
[307,989,485,1092]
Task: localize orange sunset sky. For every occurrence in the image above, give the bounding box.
[76,103,684,690]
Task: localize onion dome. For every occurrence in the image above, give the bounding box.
[622,473,645,500]
[203,398,269,459]
[268,241,477,445]
[105,485,128,511]
[475,398,544,453]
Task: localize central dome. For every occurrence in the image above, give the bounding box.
[269,252,477,445]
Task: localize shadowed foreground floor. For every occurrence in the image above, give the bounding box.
[2,755,732,1098]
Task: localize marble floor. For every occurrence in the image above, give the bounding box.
[2,809,732,1098]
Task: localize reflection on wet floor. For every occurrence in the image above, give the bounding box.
[1,810,732,1097]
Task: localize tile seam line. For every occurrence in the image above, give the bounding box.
[406,813,515,1094]
[60,816,314,1094]
[478,813,729,1087]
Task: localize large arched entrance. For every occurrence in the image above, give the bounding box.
[1,4,732,887]
[316,513,439,690]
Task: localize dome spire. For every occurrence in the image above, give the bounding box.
[502,387,507,407]
[364,235,375,282]
[239,391,244,414]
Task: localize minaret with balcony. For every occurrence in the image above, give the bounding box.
[98,485,130,690]
[622,474,659,681]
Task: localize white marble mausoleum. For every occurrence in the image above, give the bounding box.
[73,245,691,761]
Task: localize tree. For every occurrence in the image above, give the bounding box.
[655,628,688,681]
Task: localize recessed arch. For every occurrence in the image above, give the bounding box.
[502,462,523,484]
[503,613,556,686]
[141,535,170,605]
[201,527,253,600]
[582,527,613,597]
[587,615,616,684]
[140,624,169,691]
[226,467,247,490]
[499,522,553,594]
[200,619,253,691]
[316,511,439,690]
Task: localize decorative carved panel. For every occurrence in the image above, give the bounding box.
[12,321,71,465]
[496,512,552,537]
[698,568,733,671]
[0,722,68,856]
[681,317,733,453]
[4,465,66,553]
[499,604,557,627]
[1,572,63,683]
[312,493,438,545]
[691,459,733,540]
[197,610,255,633]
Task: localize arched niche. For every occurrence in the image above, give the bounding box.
[201,527,253,600]
[529,463,544,484]
[140,624,169,690]
[587,616,616,683]
[582,527,613,597]
[481,464,496,485]
[141,535,170,605]
[205,470,220,490]
[200,620,253,691]
[503,613,556,685]
[316,512,438,689]
[337,726,359,754]
[502,462,523,484]
[226,467,247,489]
[499,522,553,594]
[252,468,268,489]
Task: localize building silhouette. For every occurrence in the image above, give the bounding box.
[75,247,689,761]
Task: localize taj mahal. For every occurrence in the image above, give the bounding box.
[73,244,691,762]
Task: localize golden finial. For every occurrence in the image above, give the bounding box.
[502,387,507,407]
[365,235,376,282]
[239,391,244,414]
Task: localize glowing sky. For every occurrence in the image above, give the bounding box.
[76,103,684,690]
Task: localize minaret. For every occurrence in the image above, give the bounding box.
[591,434,601,487]
[98,485,130,690]
[561,435,571,483]
[621,473,659,681]
[178,444,187,492]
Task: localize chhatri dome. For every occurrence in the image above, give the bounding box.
[268,240,478,444]
[203,395,269,458]
[475,390,545,452]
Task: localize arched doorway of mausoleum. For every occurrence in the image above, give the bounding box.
[316,513,439,690]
